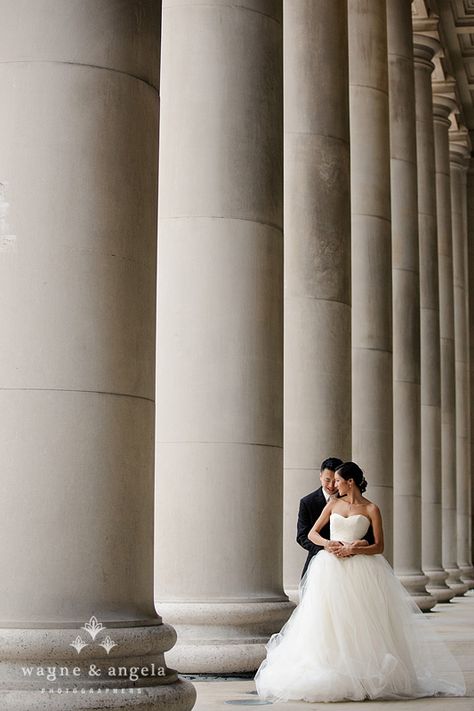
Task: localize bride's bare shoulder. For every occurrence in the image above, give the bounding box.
[323,497,337,512]
[363,499,381,515]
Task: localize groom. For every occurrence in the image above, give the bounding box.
[296,457,374,577]
[296,457,343,577]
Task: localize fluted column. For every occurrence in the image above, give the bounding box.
[433,93,469,595]
[388,5,435,610]
[449,138,474,588]
[283,1,351,595]
[156,0,293,673]
[413,36,454,603]
[0,3,195,709]
[349,0,393,562]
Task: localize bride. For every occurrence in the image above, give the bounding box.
[255,462,466,702]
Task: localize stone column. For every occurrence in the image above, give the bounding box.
[449,138,474,588]
[349,0,393,562]
[388,5,435,610]
[283,1,351,595]
[433,93,469,595]
[461,163,474,592]
[467,160,474,578]
[460,153,474,590]
[155,0,293,673]
[0,2,195,709]
[413,35,454,603]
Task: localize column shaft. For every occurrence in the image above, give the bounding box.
[283,0,351,594]
[388,4,435,610]
[0,2,195,708]
[450,140,474,587]
[467,162,474,576]
[349,0,393,561]
[413,35,453,603]
[433,94,469,595]
[155,0,293,673]
[461,159,473,586]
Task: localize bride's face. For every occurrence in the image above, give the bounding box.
[334,473,350,497]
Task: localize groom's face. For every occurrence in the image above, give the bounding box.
[320,468,336,495]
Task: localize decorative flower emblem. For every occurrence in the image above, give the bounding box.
[82,615,106,640]
[70,636,89,654]
[70,616,119,655]
[98,635,118,654]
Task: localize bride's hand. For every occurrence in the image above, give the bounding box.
[334,543,355,557]
[325,540,343,553]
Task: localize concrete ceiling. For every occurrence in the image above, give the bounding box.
[413,0,474,148]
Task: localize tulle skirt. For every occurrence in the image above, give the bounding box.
[255,551,466,702]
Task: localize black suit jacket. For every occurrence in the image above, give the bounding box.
[296,487,375,578]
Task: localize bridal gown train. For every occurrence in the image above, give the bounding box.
[255,513,466,702]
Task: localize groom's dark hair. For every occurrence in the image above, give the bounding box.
[320,457,343,472]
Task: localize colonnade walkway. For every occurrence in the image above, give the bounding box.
[189,593,474,710]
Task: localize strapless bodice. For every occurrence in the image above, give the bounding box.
[330,512,370,542]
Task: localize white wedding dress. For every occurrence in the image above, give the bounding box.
[255,513,466,702]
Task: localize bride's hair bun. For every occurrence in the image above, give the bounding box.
[335,461,368,493]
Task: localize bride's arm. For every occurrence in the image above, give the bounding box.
[351,539,369,548]
[307,500,341,551]
[335,504,384,557]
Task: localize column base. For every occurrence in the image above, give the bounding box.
[283,587,300,605]
[0,681,194,711]
[459,565,474,589]
[445,565,470,596]
[0,623,196,711]
[155,600,295,673]
[424,567,456,603]
[397,573,437,611]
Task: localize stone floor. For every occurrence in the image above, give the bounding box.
[186,593,474,711]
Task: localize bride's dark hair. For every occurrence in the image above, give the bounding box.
[335,461,368,494]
